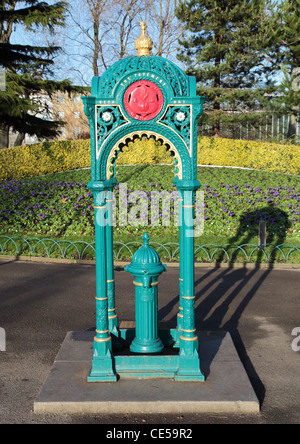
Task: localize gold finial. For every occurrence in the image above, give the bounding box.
[135,21,153,56]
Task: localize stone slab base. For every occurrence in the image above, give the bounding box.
[34,330,260,414]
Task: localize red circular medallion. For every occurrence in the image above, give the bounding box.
[124,80,164,121]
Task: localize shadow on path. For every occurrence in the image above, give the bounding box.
[215,205,290,265]
[158,265,272,406]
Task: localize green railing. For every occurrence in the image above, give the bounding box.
[0,235,300,264]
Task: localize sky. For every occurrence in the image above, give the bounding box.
[10,0,285,87]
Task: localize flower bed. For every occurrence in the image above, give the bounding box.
[0,165,299,243]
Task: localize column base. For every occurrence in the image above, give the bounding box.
[175,355,205,382]
[130,336,164,354]
[87,356,117,383]
[87,336,117,382]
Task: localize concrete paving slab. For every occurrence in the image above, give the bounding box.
[34,330,260,415]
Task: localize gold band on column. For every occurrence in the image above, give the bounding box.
[94,336,111,343]
[133,280,159,287]
[133,281,142,286]
[180,335,198,342]
[151,281,159,287]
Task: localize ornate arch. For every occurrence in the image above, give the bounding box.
[106,131,182,181]
[97,123,193,182]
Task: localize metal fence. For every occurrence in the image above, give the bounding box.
[199,114,300,142]
[1,236,299,264]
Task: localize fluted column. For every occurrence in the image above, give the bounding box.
[175,180,204,381]
[105,179,122,349]
[87,180,117,382]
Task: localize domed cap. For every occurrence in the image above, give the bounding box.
[126,233,167,276]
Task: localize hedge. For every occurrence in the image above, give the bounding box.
[197,137,300,175]
[0,139,90,181]
[0,136,299,181]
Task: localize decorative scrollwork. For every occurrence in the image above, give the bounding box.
[97,56,189,98]
[159,106,191,154]
[96,105,128,157]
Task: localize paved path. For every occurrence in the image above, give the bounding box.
[0,259,299,424]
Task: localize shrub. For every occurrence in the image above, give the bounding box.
[117,137,172,165]
[0,136,299,181]
[197,137,300,175]
[0,139,90,181]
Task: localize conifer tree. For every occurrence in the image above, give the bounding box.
[269,0,300,139]
[274,0,300,72]
[176,0,276,137]
[0,1,84,147]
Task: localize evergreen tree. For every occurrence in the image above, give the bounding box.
[269,0,300,140]
[0,1,85,148]
[176,0,276,137]
[273,0,300,72]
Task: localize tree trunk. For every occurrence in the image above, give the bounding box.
[93,19,99,77]
[14,132,25,147]
[209,26,224,138]
[213,66,221,138]
[0,124,9,149]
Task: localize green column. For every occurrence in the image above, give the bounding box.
[105,180,122,349]
[130,277,164,354]
[87,181,117,382]
[175,189,184,345]
[175,180,204,382]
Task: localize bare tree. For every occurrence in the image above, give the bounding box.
[62,0,143,83]
[145,0,182,58]
[118,0,183,59]
[64,0,110,79]
[58,1,184,85]
[110,0,140,60]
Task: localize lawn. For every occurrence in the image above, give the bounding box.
[0,165,299,263]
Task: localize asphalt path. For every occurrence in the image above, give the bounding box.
[0,259,299,424]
